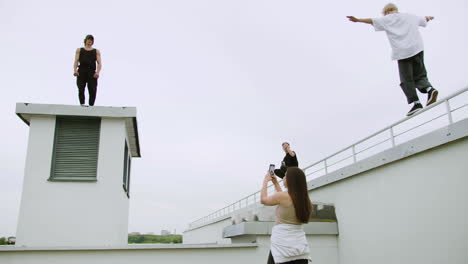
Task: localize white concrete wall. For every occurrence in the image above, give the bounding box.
[1,245,259,264]
[16,116,56,246]
[0,236,338,264]
[183,220,338,263]
[183,218,232,244]
[15,116,130,247]
[309,137,468,264]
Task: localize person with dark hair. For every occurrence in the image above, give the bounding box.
[347,3,437,116]
[73,34,102,106]
[274,142,298,179]
[261,167,312,264]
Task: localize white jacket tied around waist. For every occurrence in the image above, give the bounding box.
[271,224,311,263]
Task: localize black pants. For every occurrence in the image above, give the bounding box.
[274,166,298,179]
[397,51,432,104]
[274,167,287,178]
[267,251,308,264]
[77,71,98,106]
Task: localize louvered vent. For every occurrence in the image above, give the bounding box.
[50,117,101,181]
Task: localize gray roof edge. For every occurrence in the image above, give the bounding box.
[131,117,141,157]
[15,103,137,120]
[15,102,141,158]
[223,222,338,238]
[0,243,257,252]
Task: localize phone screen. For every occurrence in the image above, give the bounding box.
[269,164,275,175]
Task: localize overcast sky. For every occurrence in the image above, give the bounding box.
[1,0,467,236]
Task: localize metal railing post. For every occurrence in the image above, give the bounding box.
[445,100,453,124]
[390,127,396,147]
[324,159,328,174]
[352,145,357,163]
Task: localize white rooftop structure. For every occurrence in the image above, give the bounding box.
[13,103,141,247]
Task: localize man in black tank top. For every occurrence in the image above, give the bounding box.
[73,34,102,106]
[274,142,299,178]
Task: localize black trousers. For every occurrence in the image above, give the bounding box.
[77,71,98,106]
[397,51,432,104]
[274,167,287,178]
[274,166,298,179]
[267,251,308,264]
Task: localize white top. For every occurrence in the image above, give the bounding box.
[270,224,311,263]
[372,13,427,60]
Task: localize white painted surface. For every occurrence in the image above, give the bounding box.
[183,218,232,244]
[15,115,132,247]
[0,236,338,264]
[308,136,468,264]
[182,219,338,262]
[15,103,137,119]
[0,243,257,251]
[15,115,56,246]
[223,222,339,238]
[0,244,259,264]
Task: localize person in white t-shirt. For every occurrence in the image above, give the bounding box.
[347,3,438,116]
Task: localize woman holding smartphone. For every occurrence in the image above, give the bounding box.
[261,167,312,264]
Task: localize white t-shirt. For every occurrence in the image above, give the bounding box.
[372,13,427,60]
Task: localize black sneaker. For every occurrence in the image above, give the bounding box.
[407,103,423,116]
[426,88,438,106]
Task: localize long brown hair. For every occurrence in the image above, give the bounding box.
[285,167,312,223]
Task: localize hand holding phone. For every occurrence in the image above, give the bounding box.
[269,164,275,176]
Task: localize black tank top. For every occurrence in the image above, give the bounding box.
[78,48,97,72]
[283,152,298,167]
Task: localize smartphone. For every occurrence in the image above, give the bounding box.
[269,164,275,176]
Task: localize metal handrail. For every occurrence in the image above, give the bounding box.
[187,86,468,230]
[302,88,467,171]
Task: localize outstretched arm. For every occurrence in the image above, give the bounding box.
[73,48,80,76]
[347,16,373,24]
[426,16,434,22]
[94,49,102,79]
[286,145,295,157]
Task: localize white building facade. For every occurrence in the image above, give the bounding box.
[14,103,141,247]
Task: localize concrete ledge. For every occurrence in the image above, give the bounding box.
[230,202,337,225]
[186,201,337,232]
[0,243,257,252]
[223,222,338,238]
[16,103,137,120]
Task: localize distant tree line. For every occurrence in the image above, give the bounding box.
[128,234,182,244]
[0,237,15,245]
[0,235,181,245]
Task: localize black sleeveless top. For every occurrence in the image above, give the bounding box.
[78,48,97,73]
[283,152,298,167]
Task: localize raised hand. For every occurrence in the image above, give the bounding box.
[347,16,359,22]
